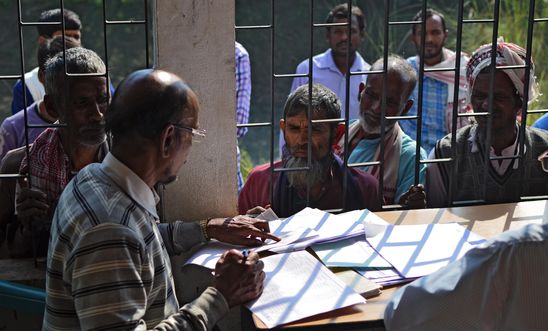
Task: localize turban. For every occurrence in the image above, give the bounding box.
[466,38,540,104]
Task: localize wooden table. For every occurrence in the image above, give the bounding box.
[251,200,548,330]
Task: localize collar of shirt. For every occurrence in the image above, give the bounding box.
[316,49,369,74]
[100,152,160,220]
[469,124,525,174]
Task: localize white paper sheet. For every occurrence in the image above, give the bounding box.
[246,251,365,328]
[184,227,318,269]
[366,223,475,278]
[312,237,392,268]
[269,207,388,244]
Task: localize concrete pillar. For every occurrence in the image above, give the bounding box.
[155,0,237,222]
[154,2,241,330]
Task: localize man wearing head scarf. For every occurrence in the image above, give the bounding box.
[426,40,548,208]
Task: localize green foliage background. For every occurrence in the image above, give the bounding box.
[0,0,545,183]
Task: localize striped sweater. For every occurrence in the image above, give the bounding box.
[44,154,228,330]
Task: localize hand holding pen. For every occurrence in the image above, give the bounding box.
[214,249,265,307]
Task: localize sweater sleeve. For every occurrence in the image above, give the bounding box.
[65,223,228,331]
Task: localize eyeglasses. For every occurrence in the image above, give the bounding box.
[171,123,206,142]
[538,150,548,173]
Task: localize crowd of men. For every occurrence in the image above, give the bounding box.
[0,3,546,330]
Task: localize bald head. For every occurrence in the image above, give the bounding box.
[106,69,199,143]
[369,56,417,100]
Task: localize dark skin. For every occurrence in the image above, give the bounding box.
[411,15,448,66]
[16,76,109,230]
[326,16,364,75]
[110,69,278,306]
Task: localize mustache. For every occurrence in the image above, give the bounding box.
[79,122,105,131]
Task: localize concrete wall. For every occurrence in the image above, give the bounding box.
[155,0,238,222]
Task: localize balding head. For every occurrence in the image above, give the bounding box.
[369,56,417,100]
[106,69,199,144]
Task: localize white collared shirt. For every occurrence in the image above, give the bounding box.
[100,152,160,220]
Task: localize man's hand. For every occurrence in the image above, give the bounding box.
[15,178,49,231]
[398,184,426,209]
[207,215,280,247]
[214,249,265,307]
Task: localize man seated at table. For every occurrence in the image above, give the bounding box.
[426,41,548,207]
[384,222,548,330]
[0,47,109,258]
[44,68,278,330]
[335,56,427,205]
[239,83,381,217]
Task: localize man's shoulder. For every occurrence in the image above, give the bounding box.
[1,146,26,173]
[527,126,548,143]
[399,132,427,159]
[296,49,330,71]
[248,161,282,178]
[348,166,377,186]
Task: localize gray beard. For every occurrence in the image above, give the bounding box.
[284,156,330,191]
[359,112,396,136]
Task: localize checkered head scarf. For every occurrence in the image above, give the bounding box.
[466,39,540,104]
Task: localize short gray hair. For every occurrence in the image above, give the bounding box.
[44,47,106,106]
[369,55,417,100]
[284,83,341,121]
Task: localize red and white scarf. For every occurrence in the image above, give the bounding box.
[19,128,108,214]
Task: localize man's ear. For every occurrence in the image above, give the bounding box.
[279,118,285,131]
[43,94,60,119]
[401,99,414,116]
[358,81,366,101]
[160,124,177,158]
[37,35,48,45]
[38,69,45,84]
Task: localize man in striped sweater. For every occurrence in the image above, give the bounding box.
[44,69,278,330]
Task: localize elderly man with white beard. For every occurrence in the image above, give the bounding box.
[335,55,427,205]
[238,83,381,217]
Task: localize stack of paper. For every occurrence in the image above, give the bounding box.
[246,251,365,329]
[184,227,318,269]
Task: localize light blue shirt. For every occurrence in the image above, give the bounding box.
[532,113,548,131]
[291,48,370,120]
[348,131,427,202]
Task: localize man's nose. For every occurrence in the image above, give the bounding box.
[89,103,105,121]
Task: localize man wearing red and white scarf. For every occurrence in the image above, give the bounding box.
[400,8,471,153]
[2,47,109,257]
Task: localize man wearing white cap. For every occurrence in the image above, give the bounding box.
[426,40,548,207]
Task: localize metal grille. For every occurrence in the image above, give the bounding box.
[236,0,547,212]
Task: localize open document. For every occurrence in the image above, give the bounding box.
[246,251,365,329]
[366,223,476,278]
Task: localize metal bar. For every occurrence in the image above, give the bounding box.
[413,0,428,190]
[462,19,495,23]
[268,0,275,206]
[348,161,381,168]
[235,25,272,30]
[341,0,353,212]
[517,0,537,200]
[102,0,110,102]
[0,75,23,79]
[273,73,307,78]
[448,0,465,206]
[237,122,272,128]
[144,0,150,68]
[313,22,347,28]
[480,0,502,204]
[105,20,146,24]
